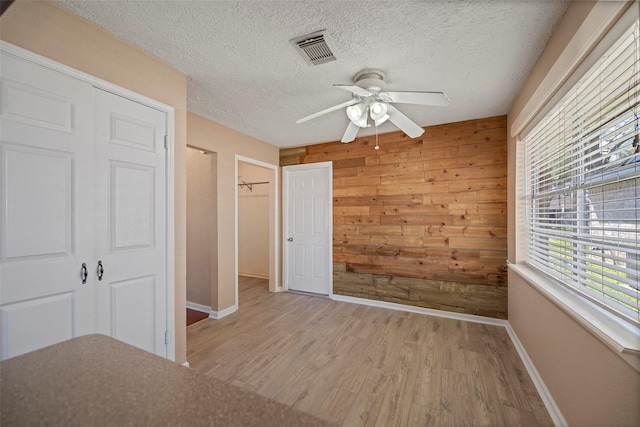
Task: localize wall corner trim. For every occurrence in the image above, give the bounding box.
[331,293,567,426]
[209,305,238,320]
[504,323,568,427]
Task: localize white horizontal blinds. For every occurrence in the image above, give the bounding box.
[524,19,640,324]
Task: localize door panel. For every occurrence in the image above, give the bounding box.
[94,89,167,357]
[110,162,155,250]
[284,164,332,295]
[1,78,75,133]
[0,293,74,359]
[312,245,325,279]
[109,112,157,152]
[0,53,94,360]
[110,275,156,353]
[3,145,72,259]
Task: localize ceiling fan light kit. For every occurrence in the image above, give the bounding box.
[297,69,450,144]
[346,103,369,127]
[370,102,389,126]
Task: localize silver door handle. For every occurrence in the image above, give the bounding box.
[287,237,293,242]
[81,263,88,284]
[97,260,104,281]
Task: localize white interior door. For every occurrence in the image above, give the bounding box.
[0,53,95,359]
[94,89,167,357]
[283,162,332,295]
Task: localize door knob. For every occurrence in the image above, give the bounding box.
[287,237,293,242]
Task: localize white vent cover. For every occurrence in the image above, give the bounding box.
[291,30,337,66]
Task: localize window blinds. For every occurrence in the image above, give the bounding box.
[523,19,640,324]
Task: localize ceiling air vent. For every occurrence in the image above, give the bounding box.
[291,30,337,66]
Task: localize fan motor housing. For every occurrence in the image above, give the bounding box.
[354,69,387,92]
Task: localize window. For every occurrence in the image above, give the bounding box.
[523,18,640,325]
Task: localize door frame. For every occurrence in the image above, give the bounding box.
[234,155,280,306]
[282,161,333,296]
[0,41,176,361]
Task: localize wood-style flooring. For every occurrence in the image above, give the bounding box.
[186,308,209,326]
[187,277,553,426]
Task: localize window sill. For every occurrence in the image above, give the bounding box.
[508,262,640,362]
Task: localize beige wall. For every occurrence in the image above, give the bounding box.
[238,163,270,277]
[507,1,640,425]
[186,147,214,307]
[187,112,279,311]
[0,0,188,362]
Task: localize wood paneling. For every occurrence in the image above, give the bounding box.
[280,116,508,319]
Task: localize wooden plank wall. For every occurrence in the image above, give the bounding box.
[280,116,508,319]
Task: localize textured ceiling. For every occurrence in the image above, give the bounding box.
[55,0,569,148]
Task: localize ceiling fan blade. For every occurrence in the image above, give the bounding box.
[386,104,425,138]
[385,91,450,107]
[341,121,360,143]
[296,99,359,124]
[333,84,372,96]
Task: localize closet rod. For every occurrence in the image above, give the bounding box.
[238,181,269,192]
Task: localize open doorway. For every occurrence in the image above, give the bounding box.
[238,162,270,278]
[186,146,217,325]
[235,156,279,308]
[185,151,278,324]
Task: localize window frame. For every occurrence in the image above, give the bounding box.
[514,3,640,359]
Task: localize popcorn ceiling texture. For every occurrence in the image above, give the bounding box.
[56,0,569,147]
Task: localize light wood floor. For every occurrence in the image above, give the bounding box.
[187,277,553,426]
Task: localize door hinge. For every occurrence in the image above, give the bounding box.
[164,135,169,149]
[164,330,170,345]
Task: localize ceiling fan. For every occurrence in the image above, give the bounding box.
[296,69,450,143]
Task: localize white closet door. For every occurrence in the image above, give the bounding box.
[0,53,95,360]
[93,89,167,357]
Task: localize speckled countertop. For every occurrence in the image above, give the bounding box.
[0,334,333,426]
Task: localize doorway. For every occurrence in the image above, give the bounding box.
[234,156,279,307]
[185,146,217,320]
[237,162,270,280]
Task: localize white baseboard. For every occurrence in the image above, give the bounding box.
[504,324,567,427]
[188,300,237,320]
[331,293,566,426]
[209,304,238,320]
[186,301,211,314]
[238,272,269,279]
[330,294,508,327]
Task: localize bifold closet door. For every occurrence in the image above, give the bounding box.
[93,89,167,357]
[0,52,168,360]
[0,53,95,360]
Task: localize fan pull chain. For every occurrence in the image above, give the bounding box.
[374,124,380,150]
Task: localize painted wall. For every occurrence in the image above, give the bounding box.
[186,147,214,307]
[238,162,270,278]
[507,1,640,425]
[187,112,279,311]
[0,0,189,362]
[281,116,508,319]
